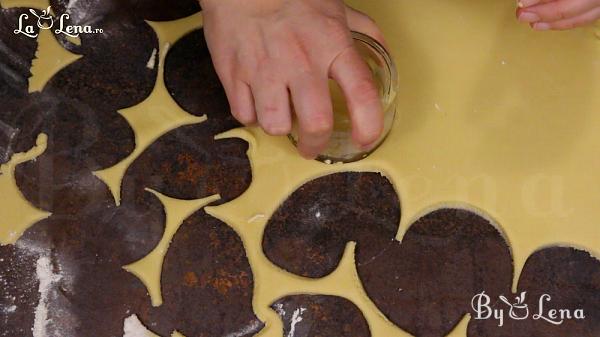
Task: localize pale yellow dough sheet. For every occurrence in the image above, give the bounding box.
[1,0,600,336]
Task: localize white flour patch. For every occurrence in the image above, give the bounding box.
[32,256,61,337]
[161,43,171,61]
[15,237,46,256]
[123,315,153,337]
[273,303,286,316]
[224,320,263,337]
[65,0,86,24]
[288,307,306,337]
[3,305,17,313]
[247,214,265,224]
[146,48,157,69]
[66,0,81,12]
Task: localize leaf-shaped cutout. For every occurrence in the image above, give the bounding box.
[468,247,600,337]
[121,122,252,205]
[15,159,115,215]
[19,189,164,272]
[272,295,371,337]
[164,29,242,134]
[136,209,263,337]
[263,172,400,278]
[11,14,158,213]
[12,94,137,214]
[4,190,165,337]
[263,173,514,336]
[19,93,134,168]
[358,208,513,337]
[43,14,158,111]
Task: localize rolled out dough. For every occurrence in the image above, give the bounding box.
[2,0,600,336]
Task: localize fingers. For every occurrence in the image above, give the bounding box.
[216,64,256,125]
[517,0,600,24]
[226,80,257,125]
[252,71,292,136]
[330,47,383,148]
[345,6,387,47]
[208,42,258,125]
[289,74,333,159]
[532,6,600,29]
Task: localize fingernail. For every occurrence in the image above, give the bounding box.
[518,0,540,7]
[533,22,551,30]
[518,12,541,23]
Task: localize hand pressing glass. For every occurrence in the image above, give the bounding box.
[200,0,385,159]
[517,0,600,30]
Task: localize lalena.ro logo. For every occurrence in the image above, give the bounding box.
[471,291,586,327]
[13,6,103,38]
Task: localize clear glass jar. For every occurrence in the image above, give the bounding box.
[289,31,398,163]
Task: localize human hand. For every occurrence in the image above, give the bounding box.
[516,0,600,30]
[200,0,385,159]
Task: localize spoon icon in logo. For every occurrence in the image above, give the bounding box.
[29,6,53,30]
[500,291,530,320]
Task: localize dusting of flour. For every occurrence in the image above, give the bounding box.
[123,314,154,337]
[288,308,307,337]
[32,256,61,337]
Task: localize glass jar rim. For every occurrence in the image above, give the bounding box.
[350,31,398,110]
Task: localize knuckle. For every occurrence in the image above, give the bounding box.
[304,116,332,136]
[360,125,383,143]
[273,32,313,74]
[352,79,380,101]
[263,122,291,136]
[555,6,569,20]
[288,48,312,73]
[258,105,291,135]
[230,102,256,125]
[257,71,278,87]
[255,56,272,74]
[254,64,281,87]
[323,17,351,44]
[233,111,255,125]
[238,46,259,66]
[260,104,281,116]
